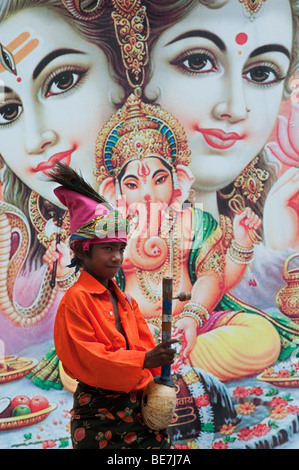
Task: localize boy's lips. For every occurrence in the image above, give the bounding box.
[32,144,77,175]
[197,127,244,150]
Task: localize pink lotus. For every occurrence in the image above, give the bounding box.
[266,104,299,167]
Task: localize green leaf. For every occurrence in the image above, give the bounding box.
[59,439,69,448]
[223,436,236,443]
[265,389,279,396]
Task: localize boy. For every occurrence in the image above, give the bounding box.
[51,163,177,449]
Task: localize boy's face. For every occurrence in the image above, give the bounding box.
[79,242,126,284]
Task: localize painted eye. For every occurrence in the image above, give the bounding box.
[155,174,168,185]
[124,181,138,189]
[243,65,284,86]
[171,51,217,75]
[44,67,88,98]
[0,102,22,125]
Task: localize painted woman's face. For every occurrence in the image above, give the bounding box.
[0,8,121,206]
[145,0,293,192]
[120,157,173,207]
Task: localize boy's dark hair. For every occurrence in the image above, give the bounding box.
[72,241,93,269]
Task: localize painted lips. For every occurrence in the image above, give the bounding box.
[32,144,77,175]
[197,128,244,150]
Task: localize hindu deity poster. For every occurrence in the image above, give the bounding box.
[0,0,299,450]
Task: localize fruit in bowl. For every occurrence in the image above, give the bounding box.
[29,395,49,413]
[12,405,32,417]
[0,398,12,418]
[0,394,50,419]
[11,395,31,409]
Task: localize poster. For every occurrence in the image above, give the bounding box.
[0,0,299,450]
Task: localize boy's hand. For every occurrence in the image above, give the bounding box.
[143,339,179,369]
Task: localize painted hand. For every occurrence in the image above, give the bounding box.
[173,316,197,359]
[233,207,262,248]
[43,240,72,278]
[264,167,299,250]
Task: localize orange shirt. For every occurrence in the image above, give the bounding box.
[54,270,160,393]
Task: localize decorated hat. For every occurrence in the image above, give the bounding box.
[50,162,127,250]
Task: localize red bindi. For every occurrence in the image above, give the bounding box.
[235,33,248,46]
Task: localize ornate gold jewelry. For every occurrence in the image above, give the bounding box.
[238,0,267,19]
[111,0,149,89]
[220,156,269,206]
[234,156,269,204]
[57,270,79,290]
[133,211,181,303]
[227,239,254,265]
[28,190,70,249]
[94,93,191,190]
[180,302,210,328]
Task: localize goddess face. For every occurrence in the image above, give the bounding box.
[145,0,293,192]
[0,7,121,206]
[120,157,173,207]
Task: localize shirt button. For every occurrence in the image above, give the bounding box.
[109,311,113,316]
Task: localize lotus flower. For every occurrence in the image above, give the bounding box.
[266,104,299,167]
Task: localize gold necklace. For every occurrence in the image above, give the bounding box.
[134,211,181,303]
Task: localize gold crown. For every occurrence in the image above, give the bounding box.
[94,93,191,185]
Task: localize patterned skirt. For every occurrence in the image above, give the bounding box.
[71,382,173,449]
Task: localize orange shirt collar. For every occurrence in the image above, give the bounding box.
[77,270,127,306]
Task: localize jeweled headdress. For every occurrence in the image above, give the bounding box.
[94,0,191,197]
[94,92,191,194]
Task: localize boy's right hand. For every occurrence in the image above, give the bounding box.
[143,339,179,369]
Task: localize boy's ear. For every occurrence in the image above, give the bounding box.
[174,165,195,204]
[99,176,117,204]
[72,241,85,260]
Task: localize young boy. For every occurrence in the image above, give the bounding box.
[51,164,177,449]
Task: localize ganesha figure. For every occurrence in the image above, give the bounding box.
[94,91,299,383]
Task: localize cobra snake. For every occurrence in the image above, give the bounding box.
[0,201,58,326]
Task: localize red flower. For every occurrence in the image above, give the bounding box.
[116,407,134,423]
[287,405,299,414]
[42,440,56,449]
[73,427,86,442]
[278,370,290,378]
[96,408,115,420]
[269,397,288,408]
[123,432,138,444]
[249,387,263,396]
[194,394,210,407]
[252,424,271,437]
[237,427,254,441]
[79,393,92,405]
[233,387,249,398]
[212,441,228,449]
[96,431,112,449]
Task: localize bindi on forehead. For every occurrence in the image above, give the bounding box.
[235,32,248,55]
[235,32,248,46]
